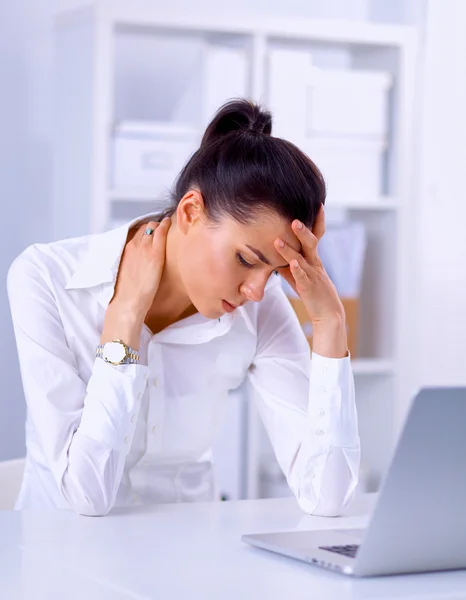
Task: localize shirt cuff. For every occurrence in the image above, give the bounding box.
[311,350,352,379]
[308,351,356,447]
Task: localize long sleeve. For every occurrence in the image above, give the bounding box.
[7,251,148,516]
[246,279,360,516]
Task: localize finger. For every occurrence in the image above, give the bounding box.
[289,257,310,288]
[139,220,158,232]
[151,217,171,248]
[274,237,304,267]
[274,239,316,279]
[312,203,326,240]
[137,220,157,233]
[290,220,320,261]
[141,221,159,243]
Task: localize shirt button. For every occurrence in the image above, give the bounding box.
[321,385,327,393]
[131,414,136,423]
[153,378,158,388]
[124,436,129,444]
[316,428,325,436]
[323,365,328,373]
[318,408,325,417]
[137,392,142,400]
[152,425,157,434]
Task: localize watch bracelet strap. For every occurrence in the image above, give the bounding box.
[95,343,140,364]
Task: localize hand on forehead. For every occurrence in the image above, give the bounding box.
[233,219,296,270]
[254,213,304,261]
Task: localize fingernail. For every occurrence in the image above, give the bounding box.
[295,220,304,230]
[292,259,299,268]
[277,239,285,248]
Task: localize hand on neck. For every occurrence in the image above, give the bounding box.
[132,216,195,331]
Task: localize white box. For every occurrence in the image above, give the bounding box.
[267,50,392,144]
[306,137,386,200]
[306,68,392,139]
[111,121,201,190]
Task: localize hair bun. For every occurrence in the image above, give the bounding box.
[201,98,272,147]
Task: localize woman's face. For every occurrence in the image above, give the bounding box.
[175,192,302,319]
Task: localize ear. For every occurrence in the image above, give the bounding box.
[176,189,205,235]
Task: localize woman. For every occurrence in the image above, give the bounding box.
[7,99,360,516]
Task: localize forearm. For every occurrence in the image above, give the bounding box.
[299,445,361,517]
[294,354,360,516]
[62,433,122,516]
[65,358,149,515]
[311,314,348,359]
[100,301,145,350]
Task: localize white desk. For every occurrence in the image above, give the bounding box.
[1,493,465,599]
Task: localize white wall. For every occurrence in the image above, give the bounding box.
[0,3,40,460]
[415,0,466,387]
[0,0,88,460]
[0,0,445,463]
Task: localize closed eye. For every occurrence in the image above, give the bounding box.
[237,252,254,268]
[237,253,279,276]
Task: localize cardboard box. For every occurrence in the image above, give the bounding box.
[287,296,360,358]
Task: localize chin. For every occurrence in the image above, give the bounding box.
[203,306,224,319]
[191,297,222,320]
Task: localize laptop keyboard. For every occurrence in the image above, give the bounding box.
[318,544,360,559]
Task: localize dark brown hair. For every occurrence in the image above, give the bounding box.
[157,98,326,227]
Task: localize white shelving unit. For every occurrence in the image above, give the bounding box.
[53,0,418,501]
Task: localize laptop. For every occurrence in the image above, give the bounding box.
[242,387,466,577]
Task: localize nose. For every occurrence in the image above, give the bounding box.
[240,274,268,303]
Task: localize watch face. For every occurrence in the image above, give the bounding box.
[103,342,127,364]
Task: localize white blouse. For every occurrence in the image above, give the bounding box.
[7,213,360,517]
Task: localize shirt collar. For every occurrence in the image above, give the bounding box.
[65,212,157,293]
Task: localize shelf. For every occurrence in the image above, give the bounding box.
[102,1,416,48]
[351,359,396,375]
[263,19,416,47]
[57,2,416,50]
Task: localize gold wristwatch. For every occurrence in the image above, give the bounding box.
[95,340,140,365]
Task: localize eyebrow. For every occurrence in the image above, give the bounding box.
[245,245,288,269]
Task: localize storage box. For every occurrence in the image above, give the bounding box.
[111,121,200,190]
[305,136,386,200]
[306,68,392,139]
[267,53,392,144]
[288,296,360,358]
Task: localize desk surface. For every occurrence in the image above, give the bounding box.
[1,493,466,599]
